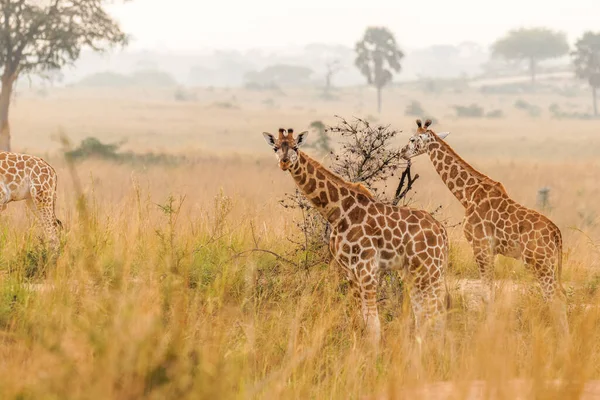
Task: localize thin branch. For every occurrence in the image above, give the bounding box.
[392,162,420,206]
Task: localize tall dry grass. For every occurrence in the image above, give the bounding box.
[0,152,595,399]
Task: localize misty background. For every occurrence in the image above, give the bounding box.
[21,0,597,88]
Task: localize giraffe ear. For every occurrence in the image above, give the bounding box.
[295,131,308,148]
[262,132,276,148]
[437,132,451,140]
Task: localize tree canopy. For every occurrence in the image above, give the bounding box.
[491,27,569,83]
[0,0,129,151]
[0,0,128,77]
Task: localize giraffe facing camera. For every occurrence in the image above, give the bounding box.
[262,127,451,347]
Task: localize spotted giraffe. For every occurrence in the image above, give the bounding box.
[262,128,450,345]
[0,152,61,251]
[399,119,568,334]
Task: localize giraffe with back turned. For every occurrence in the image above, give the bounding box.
[0,151,61,251]
[399,119,568,334]
[262,127,450,346]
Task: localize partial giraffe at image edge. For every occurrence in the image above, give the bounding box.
[0,151,62,252]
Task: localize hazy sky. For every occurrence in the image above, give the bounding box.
[110,0,598,51]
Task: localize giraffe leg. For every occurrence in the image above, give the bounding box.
[473,244,495,309]
[410,279,447,343]
[527,258,569,337]
[356,264,381,348]
[332,259,361,305]
[28,194,60,254]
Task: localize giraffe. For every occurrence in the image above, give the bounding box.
[0,152,61,252]
[399,119,568,334]
[262,128,450,345]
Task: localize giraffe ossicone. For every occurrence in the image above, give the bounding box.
[262,127,451,346]
[0,152,61,252]
[399,119,569,335]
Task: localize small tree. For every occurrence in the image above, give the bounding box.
[305,120,332,155]
[572,31,600,116]
[491,27,569,85]
[355,27,404,113]
[0,0,128,151]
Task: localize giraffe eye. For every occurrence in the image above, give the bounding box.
[273,147,279,152]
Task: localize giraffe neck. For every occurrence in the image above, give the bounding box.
[288,151,373,225]
[426,135,501,208]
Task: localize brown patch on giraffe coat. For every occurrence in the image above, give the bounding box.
[356,193,370,206]
[327,207,341,223]
[449,165,458,179]
[327,182,339,202]
[360,237,372,248]
[348,206,367,224]
[316,170,325,180]
[319,191,329,206]
[341,196,354,210]
[364,217,378,231]
[305,178,317,193]
[414,233,426,252]
[298,173,307,185]
[383,229,392,241]
[346,225,363,242]
[306,163,314,174]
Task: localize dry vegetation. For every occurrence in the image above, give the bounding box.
[0,84,598,399]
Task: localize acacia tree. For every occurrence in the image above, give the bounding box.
[355,27,403,113]
[0,0,129,151]
[572,31,600,116]
[491,27,569,85]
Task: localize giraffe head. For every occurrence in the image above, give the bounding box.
[399,119,450,160]
[262,128,308,171]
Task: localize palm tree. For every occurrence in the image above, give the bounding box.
[355,27,404,113]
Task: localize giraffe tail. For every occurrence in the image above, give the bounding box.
[557,234,566,297]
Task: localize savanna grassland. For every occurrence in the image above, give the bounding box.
[0,83,599,399]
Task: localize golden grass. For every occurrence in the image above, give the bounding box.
[0,86,598,399]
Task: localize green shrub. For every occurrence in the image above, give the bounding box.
[486,109,505,118]
[453,104,484,118]
[65,137,186,166]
